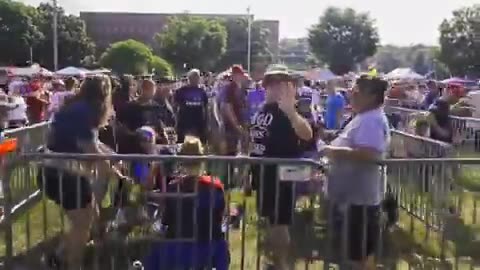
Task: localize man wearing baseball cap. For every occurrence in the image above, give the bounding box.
[219,64,247,155]
[250,64,312,270]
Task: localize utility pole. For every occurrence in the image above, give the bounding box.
[246,6,252,73]
[52,0,58,71]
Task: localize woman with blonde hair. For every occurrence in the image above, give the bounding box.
[38,75,130,269]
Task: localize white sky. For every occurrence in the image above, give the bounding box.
[20,0,478,46]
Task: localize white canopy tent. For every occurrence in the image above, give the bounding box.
[385,68,424,80]
[55,66,91,77]
[304,68,336,81]
[10,64,53,77]
[89,68,111,75]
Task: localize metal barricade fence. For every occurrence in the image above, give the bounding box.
[1,153,480,269]
[390,130,454,159]
[384,159,480,269]
[385,105,480,156]
[0,122,50,208]
[449,115,480,154]
[389,130,458,233]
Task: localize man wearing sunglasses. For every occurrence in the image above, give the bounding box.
[249,65,312,270]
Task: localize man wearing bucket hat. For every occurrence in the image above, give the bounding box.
[250,64,312,270]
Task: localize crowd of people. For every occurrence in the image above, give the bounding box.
[386,79,460,144]
[0,64,395,270]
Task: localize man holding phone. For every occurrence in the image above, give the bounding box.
[249,64,312,270]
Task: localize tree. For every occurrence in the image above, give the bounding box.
[308,7,379,75]
[216,18,272,70]
[375,51,402,73]
[0,0,42,64]
[33,3,95,70]
[155,16,227,72]
[149,55,173,77]
[81,55,99,69]
[412,52,430,75]
[100,39,154,75]
[438,5,480,76]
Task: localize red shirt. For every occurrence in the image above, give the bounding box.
[223,81,246,128]
[26,96,47,123]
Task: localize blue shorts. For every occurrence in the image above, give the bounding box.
[143,239,230,270]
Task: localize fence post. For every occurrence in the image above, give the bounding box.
[0,136,18,269]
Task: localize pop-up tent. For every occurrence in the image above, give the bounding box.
[55,66,91,77]
[89,68,111,75]
[442,77,476,85]
[386,68,424,80]
[304,68,336,81]
[10,64,52,77]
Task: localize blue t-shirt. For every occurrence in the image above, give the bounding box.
[48,100,96,153]
[247,88,265,121]
[324,93,345,130]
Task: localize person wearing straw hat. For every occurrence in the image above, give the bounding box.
[250,64,312,270]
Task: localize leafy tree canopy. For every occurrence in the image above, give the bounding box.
[308,7,379,75]
[155,15,227,72]
[0,0,42,64]
[215,18,272,71]
[438,4,480,77]
[33,3,95,70]
[100,39,154,75]
[149,55,173,77]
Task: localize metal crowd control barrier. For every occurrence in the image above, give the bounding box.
[390,130,454,159]
[386,105,480,156]
[1,153,480,269]
[384,158,480,269]
[0,122,50,209]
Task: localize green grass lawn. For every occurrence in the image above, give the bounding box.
[3,168,480,269]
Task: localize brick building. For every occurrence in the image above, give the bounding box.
[79,12,279,61]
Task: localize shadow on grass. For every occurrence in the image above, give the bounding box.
[8,191,480,269]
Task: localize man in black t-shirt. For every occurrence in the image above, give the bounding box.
[250,65,313,270]
[117,79,165,153]
[173,69,208,143]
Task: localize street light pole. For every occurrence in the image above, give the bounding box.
[246,6,252,73]
[52,0,58,71]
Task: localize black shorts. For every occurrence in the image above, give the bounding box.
[37,167,92,210]
[254,165,294,225]
[333,204,380,261]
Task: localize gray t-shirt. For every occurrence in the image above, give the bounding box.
[327,108,390,206]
